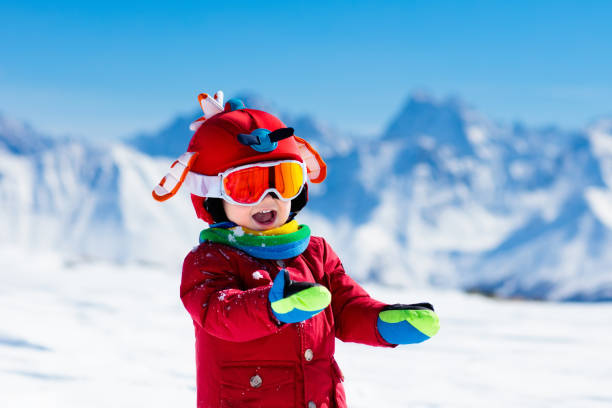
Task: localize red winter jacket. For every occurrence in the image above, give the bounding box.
[180,235,394,408]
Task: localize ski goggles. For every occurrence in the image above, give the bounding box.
[183,159,307,206]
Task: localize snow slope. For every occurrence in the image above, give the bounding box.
[0,141,200,266]
[1,249,611,407]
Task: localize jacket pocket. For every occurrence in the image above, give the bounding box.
[331,359,346,408]
[220,362,296,408]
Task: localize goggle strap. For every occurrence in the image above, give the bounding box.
[183,172,223,198]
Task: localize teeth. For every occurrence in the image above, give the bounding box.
[259,210,273,214]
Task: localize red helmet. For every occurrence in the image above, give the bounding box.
[152,91,326,223]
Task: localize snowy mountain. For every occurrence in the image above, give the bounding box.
[0,113,53,154]
[0,136,200,266]
[339,95,612,301]
[1,95,612,301]
[312,97,610,301]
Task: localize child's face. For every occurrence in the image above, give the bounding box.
[223,193,292,231]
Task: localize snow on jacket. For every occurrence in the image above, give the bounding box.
[181,235,394,408]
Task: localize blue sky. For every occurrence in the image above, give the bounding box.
[1,1,611,140]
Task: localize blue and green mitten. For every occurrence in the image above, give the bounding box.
[377,303,440,344]
[268,269,332,324]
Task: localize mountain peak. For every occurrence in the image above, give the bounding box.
[0,113,53,154]
[381,93,473,155]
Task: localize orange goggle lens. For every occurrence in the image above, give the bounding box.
[222,162,305,204]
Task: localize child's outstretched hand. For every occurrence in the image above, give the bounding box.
[269,269,331,324]
[377,303,440,344]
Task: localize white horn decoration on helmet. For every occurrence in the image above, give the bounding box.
[189,91,225,131]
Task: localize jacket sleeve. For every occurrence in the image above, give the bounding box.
[180,244,280,342]
[322,239,396,347]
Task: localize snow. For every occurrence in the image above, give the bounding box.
[466,125,487,144]
[584,187,612,229]
[2,249,611,407]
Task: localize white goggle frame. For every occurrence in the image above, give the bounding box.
[183,159,307,206]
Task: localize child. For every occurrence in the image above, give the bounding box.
[153,91,439,408]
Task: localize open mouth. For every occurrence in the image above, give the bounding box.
[252,210,277,226]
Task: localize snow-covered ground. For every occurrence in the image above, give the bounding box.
[2,247,611,407]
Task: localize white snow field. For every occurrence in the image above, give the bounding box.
[1,248,611,408]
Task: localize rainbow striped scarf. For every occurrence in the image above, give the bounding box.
[199,220,311,260]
